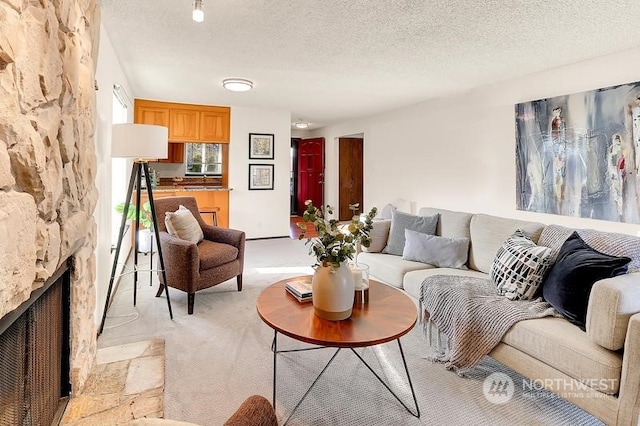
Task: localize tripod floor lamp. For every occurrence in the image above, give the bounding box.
[99,123,173,335]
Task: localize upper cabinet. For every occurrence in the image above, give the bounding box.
[135,99,230,144]
[199,109,230,142]
[135,100,170,128]
[169,108,199,141]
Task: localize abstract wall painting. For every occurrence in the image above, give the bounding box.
[515,81,640,224]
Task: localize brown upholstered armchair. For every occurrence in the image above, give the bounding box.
[152,196,245,314]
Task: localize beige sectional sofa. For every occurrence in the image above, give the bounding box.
[357,207,640,426]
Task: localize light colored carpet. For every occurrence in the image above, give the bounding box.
[98,238,604,426]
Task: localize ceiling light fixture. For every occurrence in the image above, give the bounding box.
[192,0,204,23]
[294,120,310,129]
[222,78,253,92]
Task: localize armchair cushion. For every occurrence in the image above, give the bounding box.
[198,240,239,269]
[165,205,204,244]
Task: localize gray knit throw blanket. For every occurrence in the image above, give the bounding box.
[419,275,557,374]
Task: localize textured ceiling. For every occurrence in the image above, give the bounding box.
[100,0,640,129]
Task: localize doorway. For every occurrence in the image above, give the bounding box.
[338,136,364,221]
[293,137,325,215]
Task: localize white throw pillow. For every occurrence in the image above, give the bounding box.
[490,229,553,300]
[361,220,391,253]
[402,229,469,269]
[165,205,204,244]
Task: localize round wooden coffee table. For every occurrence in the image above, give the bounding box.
[256,276,420,422]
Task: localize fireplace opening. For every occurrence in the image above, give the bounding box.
[0,260,71,426]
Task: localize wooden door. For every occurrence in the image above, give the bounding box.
[338,137,363,221]
[297,138,324,214]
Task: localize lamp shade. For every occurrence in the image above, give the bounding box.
[111,123,168,159]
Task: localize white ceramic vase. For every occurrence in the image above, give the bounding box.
[312,262,355,320]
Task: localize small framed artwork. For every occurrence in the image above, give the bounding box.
[249,133,275,159]
[248,164,274,190]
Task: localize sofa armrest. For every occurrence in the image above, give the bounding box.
[586,272,640,351]
[202,225,245,248]
[158,231,199,291]
[224,395,277,426]
[617,313,640,426]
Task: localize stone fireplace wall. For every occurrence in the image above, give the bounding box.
[0,0,100,394]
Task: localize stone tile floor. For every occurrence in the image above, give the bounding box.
[60,339,165,425]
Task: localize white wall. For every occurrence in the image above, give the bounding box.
[229,107,292,238]
[313,47,640,236]
[94,25,135,325]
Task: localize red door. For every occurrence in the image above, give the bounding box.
[297,138,324,214]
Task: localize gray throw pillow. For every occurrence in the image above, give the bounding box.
[383,211,439,256]
[402,229,469,268]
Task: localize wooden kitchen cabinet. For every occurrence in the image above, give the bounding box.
[135,99,230,143]
[134,100,169,128]
[134,100,183,163]
[199,109,230,142]
[169,108,199,141]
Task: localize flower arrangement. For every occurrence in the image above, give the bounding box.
[298,201,377,268]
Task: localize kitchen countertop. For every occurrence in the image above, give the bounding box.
[152,186,232,193]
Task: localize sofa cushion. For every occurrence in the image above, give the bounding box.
[383,211,439,256]
[490,230,553,300]
[357,252,433,288]
[361,219,391,253]
[502,317,622,395]
[403,268,488,300]
[402,229,469,269]
[586,272,640,350]
[542,232,630,330]
[165,205,204,244]
[468,214,545,274]
[538,224,640,272]
[417,207,472,240]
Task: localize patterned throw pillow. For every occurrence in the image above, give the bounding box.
[165,205,204,244]
[490,229,553,300]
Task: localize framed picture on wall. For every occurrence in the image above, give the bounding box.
[249,133,275,159]
[248,164,274,190]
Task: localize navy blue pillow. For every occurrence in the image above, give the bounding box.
[541,232,630,330]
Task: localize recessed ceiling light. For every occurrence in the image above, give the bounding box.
[192,0,204,22]
[222,78,253,92]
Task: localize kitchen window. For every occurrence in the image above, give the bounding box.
[185,143,223,175]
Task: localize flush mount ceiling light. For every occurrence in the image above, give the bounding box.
[222,78,253,92]
[192,0,204,23]
[294,120,310,129]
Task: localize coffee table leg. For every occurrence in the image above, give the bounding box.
[272,330,278,410]
[349,339,420,417]
[283,348,341,425]
[397,339,420,418]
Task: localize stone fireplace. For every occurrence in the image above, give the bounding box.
[0,0,100,400]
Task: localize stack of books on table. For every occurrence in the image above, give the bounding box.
[285,279,312,303]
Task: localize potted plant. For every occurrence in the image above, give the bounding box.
[115,201,155,253]
[298,201,377,320]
